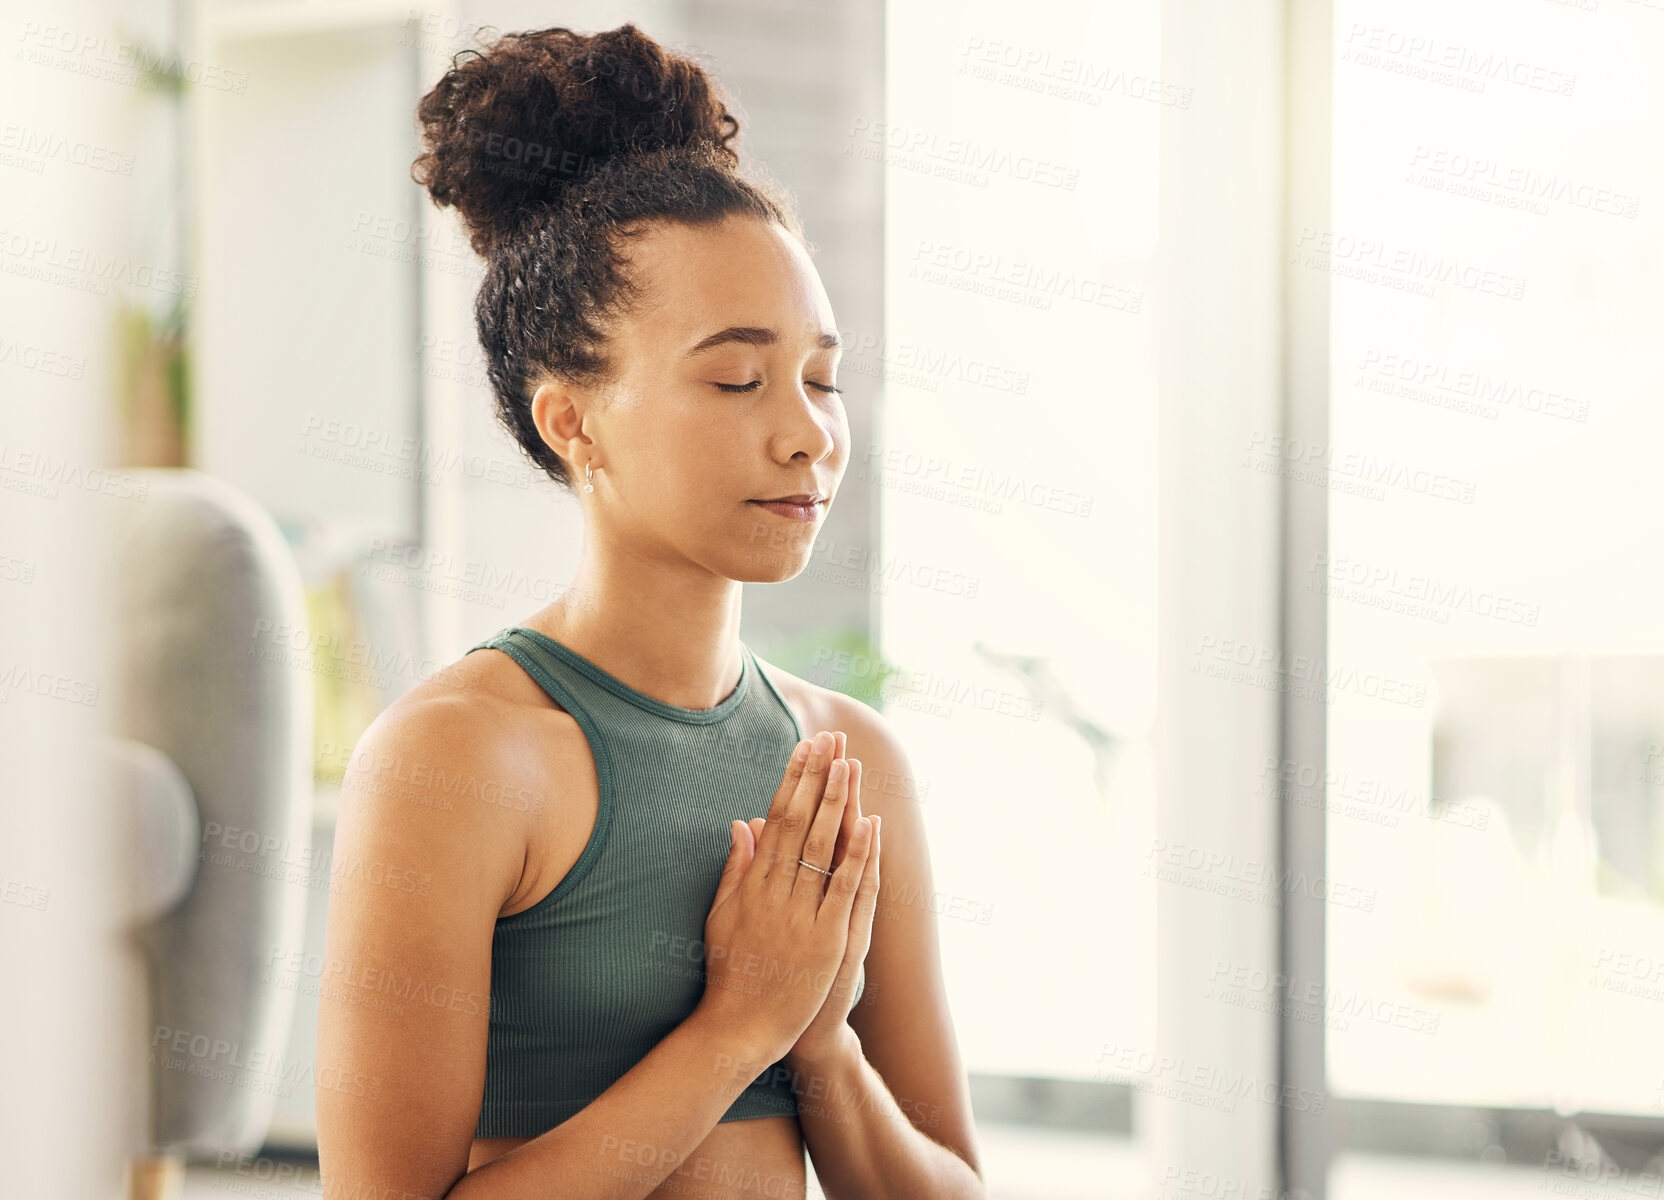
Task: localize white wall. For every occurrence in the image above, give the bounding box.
[0,0,161,1190]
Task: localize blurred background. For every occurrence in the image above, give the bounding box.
[3,0,1662,1197]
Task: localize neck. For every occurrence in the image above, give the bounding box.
[527,547,748,711]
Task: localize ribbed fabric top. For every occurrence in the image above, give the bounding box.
[464,625,854,1138]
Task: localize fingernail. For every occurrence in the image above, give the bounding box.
[791,739,809,763]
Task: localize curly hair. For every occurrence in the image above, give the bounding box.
[411,23,806,489]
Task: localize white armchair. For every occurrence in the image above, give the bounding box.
[107,469,314,1199]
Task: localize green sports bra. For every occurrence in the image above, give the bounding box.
[464,625,860,1138]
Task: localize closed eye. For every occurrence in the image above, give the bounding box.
[713,381,843,395]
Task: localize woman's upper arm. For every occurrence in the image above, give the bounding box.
[834,696,984,1178]
[314,696,531,1200]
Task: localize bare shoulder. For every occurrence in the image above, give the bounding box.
[337,642,591,917]
[746,650,841,741]
[746,654,926,813]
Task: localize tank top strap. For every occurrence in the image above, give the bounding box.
[466,626,621,719]
[465,626,763,729]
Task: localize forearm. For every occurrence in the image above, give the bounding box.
[785,1029,985,1200]
[447,1008,774,1200]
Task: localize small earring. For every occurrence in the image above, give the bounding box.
[583,463,595,493]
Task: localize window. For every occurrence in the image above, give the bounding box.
[882,0,1160,1089]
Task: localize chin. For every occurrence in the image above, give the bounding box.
[726,544,816,585]
[730,510,821,583]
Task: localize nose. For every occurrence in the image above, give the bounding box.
[772,384,840,466]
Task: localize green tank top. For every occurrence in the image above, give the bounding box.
[464,625,860,1138]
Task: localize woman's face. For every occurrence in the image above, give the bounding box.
[549,214,848,584]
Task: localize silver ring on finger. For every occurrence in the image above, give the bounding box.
[797,857,834,877]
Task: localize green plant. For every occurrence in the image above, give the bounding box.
[768,625,900,711]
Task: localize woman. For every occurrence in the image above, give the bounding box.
[315,22,983,1200]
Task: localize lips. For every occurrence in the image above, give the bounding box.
[749,496,824,522]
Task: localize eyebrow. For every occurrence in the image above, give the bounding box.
[682,326,842,358]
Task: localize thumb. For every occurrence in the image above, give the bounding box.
[712,820,754,908]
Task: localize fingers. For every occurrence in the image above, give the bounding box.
[833,757,862,869]
[748,760,860,873]
[816,814,874,923]
[751,735,816,880]
[850,813,881,940]
[791,757,852,904]
[827,815,881,998]
[710,820,754,912]
[757,730,837,882]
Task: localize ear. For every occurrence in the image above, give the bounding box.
[530,375,594,463]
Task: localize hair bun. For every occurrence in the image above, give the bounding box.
[413,23,740,255]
